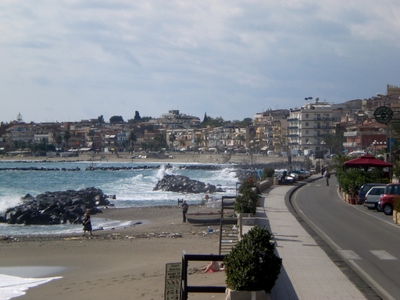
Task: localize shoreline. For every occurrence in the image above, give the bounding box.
[0,204,228,300]
[0,151,303,165]
[0,153,302,299]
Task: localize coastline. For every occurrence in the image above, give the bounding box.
[0,152,300,299]
[0,150,299,165]
[1,205,227,300]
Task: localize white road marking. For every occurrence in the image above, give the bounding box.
[370,250,397,260]
[337,250,361,260]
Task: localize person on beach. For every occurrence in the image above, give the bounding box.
[201,261,223,273]
[82,211,93,236]
[181,200,189,222]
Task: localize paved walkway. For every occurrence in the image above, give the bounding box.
[253,180,369,300]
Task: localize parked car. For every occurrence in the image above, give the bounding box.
[364,186,386,210]
[377,183,400,215]
[358,183,386,205]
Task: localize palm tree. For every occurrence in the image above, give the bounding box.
[169,133,176,149]
[55,134,63,150]
[128,131,137,152]
[64,130,71,149]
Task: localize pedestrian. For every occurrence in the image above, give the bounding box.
[181,200,189,223]
[323,169,330,186]
[82,211,93,237]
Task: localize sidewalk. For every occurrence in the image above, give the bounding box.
[254,181,368,300]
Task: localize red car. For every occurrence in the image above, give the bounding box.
[377,183,400,215]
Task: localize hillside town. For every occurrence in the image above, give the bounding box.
[1,84,399,159]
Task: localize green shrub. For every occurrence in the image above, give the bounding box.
[262,168,275,179]
[224,226,282,293]
[235,178,258,214]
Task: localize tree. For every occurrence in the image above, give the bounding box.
[109,115,124,123]
[201,115,225,128]
[168,133,176,149]
[153,133,166,149]
[128,131,137,152]
[194,135,202,148]
[134,111,141,122]
[98,115,105,124]
[63,130,71,148]
[55,134,63,149]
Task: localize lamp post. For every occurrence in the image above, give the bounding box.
[372,140,377,155]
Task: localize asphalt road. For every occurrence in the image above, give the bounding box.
[291,176,400,300]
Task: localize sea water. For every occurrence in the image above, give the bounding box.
[0,160,239,236]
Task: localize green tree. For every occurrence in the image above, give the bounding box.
[168,133,176,149]
[201,115,225,128]
[134,111,141,122]
[98,115,105,124]
[109,115,124,123]
[63,130,71,148]
[128,131,137,152]
[153,133,166,149]
[55,134,63,149]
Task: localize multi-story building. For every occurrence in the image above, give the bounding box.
[343,120,387,152]
[287,101,334,155]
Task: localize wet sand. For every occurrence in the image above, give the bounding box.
[0,206,228,300]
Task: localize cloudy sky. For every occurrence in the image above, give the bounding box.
[1,1,400,123]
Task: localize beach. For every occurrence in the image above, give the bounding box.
[0,152,301,299]
[1,205,229,300]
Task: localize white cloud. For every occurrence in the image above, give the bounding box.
[1,0,400,123]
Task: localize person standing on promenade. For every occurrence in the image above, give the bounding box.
[181,200,189,222]
[82,211,93,236]
[323,169,330,186]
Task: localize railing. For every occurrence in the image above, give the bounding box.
[181,252,226,300]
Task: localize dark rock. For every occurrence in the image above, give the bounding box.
[1,187,112,225]
[153,175,221,194]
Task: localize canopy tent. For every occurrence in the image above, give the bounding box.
[344,154,393,169]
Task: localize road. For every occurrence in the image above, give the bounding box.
[291,176,400,300]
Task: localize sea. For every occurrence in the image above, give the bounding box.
[0,160,240,236]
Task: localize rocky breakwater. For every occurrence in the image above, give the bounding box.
[153,174,225,194]
[0,187,112,225]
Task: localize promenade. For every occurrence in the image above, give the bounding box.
[253,177,372,299]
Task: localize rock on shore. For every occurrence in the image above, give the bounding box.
[153,174,225,194]
[0,187,112,225]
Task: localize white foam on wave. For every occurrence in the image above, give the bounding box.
[0,273,61,300]
[0,196,23,213]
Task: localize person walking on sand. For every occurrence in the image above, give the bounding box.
[181,200,189,223]
[323,169,330,186]
[82,211,93,236]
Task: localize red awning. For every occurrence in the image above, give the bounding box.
[344,154,393,168]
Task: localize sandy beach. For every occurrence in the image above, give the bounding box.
[0,152,300,300]
[1,205,228,300]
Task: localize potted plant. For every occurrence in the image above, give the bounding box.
[234,178,258,215]
[224,226,282,300]
[393,196,400,225]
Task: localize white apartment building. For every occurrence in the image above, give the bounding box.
[287,101,334,155]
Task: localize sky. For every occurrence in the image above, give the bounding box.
[1,1,400,123]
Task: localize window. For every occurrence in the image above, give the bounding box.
[305,122,309,126]
[305,114,309,118]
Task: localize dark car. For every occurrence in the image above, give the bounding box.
[377,183,400,215]
[358,183,386,205]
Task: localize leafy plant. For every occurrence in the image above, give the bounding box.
[336,167,389,196]
[393,196,400,212]
[224,226,282,293]
[235,178,258,214]
[262,168,275,179]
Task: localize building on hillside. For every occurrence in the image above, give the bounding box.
[343,120,387,153]
[160,110,201,129]
[287,100,334,156]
